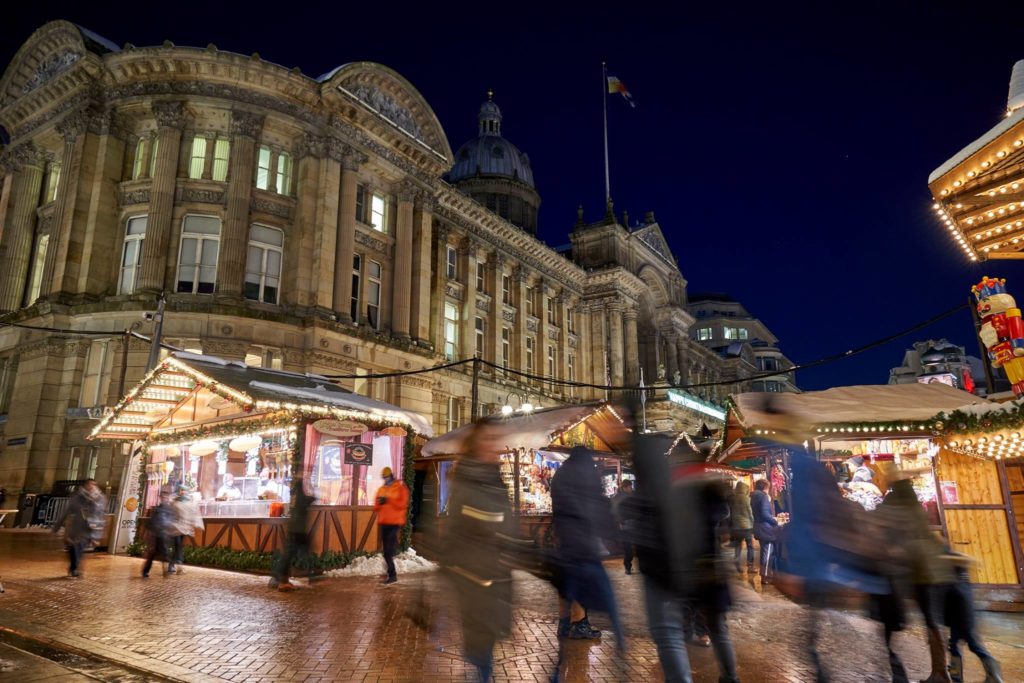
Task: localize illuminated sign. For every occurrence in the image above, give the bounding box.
[917,373,958,388]
[667,390,726,421]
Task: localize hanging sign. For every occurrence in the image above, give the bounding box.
[940,480,960,505]
[313,419,368,437]
[344,442,372,465]
[380,426,408,438]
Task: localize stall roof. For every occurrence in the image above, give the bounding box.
[90,352,433,440]
[420,403,630,458]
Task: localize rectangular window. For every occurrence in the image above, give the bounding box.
[256,145,272,190]
[547,297,556,325]
[447,396,460,432]
[366,260,382,329]
[526,337,535,375]
[66,448,82,480]
[697,327,712,341]
[132,139,146,180]
[118,216,147,295]
[188,135,207,179]
[176,215,221,294]
[502,274,511,305]
[370,193,386,232]
[547,344,556,379]
[724,327,737,340]
[501,328,511,370]
[245,347,283,370]
[355,184,367,223]
[25,233,49,306]
[148,138,159,178]
[525,287,535,317]
[446,245,458,280]
[244,224,284,304]
[44,161,61,203]
[568,353,576,397]
[351,254,362,323]
[79,339,110,408]
[475,316,485,357]
[476,262,486,292]
[212,138,230,181]
[738,328,749,340]
[444,302,459,361]
[275,152,292,195]
[567,308,576,334]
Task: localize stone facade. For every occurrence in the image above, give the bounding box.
[0,22,737,500]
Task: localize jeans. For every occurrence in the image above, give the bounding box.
[643,576,694,683]
[272,532,310,582]
[67,541,86,575]
[381,524,400,580]
[731,530,754,566]
[169,535,185,567]
[703,607,739,683]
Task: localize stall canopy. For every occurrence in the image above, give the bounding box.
[420,402,630,458]
[721,383,991,462]
[90,351,433,441]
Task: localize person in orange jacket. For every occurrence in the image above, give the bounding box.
[374,466,409,585]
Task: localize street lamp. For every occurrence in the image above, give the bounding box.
[501,392,538,415]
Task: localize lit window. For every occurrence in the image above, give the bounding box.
[738,328,749,340]
[477,262,486,292]
[275,152,292,195]
[79,339,110,408]
[447,396,461,432]
[567,308,576,334]
[724,327,737,340]
[568,353,576,397]
[547,344,556,378]
[475,316,485,357]
[118,216,147,295]
[148,138,159,178]
[501,328,511,370]
[44,161,61,203]
[370,193,387,232]
[245,347,283,370]
[547,297,556,325]
[446,246,458,280]
[351,254,362,323]
[176,215,220,294]
[502,274,511,305]
[256,145,272,190]
[444,302,459,360]
[188,135,208,179]
[366,260,382,329]
[132,139,146,180]
[25,233,49,306]
[212,138,230,181]
[698,327,712,341]
[526,337,535,375]
[244,225,284,304]
[526,287,535,317]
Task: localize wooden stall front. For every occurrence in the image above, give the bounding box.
[91,352,431,557]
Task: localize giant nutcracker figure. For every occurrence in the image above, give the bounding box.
[972,277,1024,395]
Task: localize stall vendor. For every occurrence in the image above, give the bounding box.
[847,456,874,484]
[216,473,242,500]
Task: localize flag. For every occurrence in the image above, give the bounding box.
[607,75,635,108]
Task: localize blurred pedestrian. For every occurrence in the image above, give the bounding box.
[751,479,779,582]
[611,479,635,575]
[142,489,175,578]
[728,480,754,574]
[944,552,1003,683]
[53,479,106,578]
[441,427,513,683]
[269,470,315,591]
[374,465,409,585]
[551,446,624,649]
[168,486,203,574]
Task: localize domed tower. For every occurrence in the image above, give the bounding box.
[446,91,541,234]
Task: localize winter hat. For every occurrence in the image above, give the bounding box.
[381,466,393,478]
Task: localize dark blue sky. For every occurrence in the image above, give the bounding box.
[6,2,1024,390]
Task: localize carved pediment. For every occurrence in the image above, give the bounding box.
[632,224,676,267]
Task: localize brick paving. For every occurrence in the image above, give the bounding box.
[0,530,1022,682]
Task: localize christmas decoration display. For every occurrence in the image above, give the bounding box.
[972,276,1024,395]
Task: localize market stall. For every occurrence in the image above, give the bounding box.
[90,352,431,556]
[417,402,632,546]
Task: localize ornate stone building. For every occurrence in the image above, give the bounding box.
[0,21,738,500]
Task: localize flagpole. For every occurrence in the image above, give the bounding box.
[602,61,611,204]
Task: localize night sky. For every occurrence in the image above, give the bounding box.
[6,2,1024,391]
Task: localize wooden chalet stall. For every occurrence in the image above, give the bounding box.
[721,384,1024,609]
[90,352,432,556]
[417,403,631,547]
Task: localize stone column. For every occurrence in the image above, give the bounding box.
[589,303,607,389]
[135,102,186,293]
[216,109,263,299]
[623,308,640,385]
[664,332,679,384]
[391,182,415,338]
[537,280,551,390]
[305,137,339,314]
[0,144,44,311]
[608,304,625,387]
[410,195,434,344]
[333,148,364,322]
[459,238,478,356]
[676,339,688,388]
[486,253,504,370]
[430,226,450,350]
[41,110,88,298]
[513,265,530,377]
[557,293,571,395]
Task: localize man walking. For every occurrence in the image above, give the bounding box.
[53,479,106,578]
[728,480,754,574]
[374,466,408,585]
[611,480,636,575]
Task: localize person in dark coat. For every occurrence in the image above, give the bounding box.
[728,480,754,574]
[611,479,636,574]
[142,489,175,578]
[750,479,778,582]
[550,446,623,649]
[269,470,315,591]
[441,427,514,683]
[53,479,106,578]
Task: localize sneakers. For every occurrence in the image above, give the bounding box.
[692,635,711,648]
[568,617,601,640]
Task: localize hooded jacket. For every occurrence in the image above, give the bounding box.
[374,478,409,526]
[728,481,753,531]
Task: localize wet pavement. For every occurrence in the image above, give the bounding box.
[0,530,1022,682]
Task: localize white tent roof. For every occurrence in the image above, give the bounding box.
[731,383,991,430]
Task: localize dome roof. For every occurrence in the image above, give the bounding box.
[447,94,536,189]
